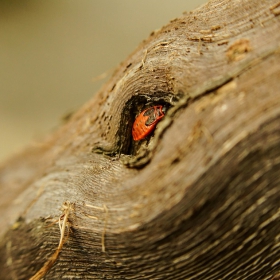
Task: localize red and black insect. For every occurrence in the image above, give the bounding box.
[132,105,166,141]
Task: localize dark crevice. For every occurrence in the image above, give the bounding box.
[118,92,178,156]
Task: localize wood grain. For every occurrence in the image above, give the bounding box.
[0,0,280,279]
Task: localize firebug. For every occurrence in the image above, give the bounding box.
[132,105,166,141]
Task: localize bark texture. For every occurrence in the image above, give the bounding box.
[1,0,280,279]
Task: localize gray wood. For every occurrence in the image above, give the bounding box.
[1,0,280,279]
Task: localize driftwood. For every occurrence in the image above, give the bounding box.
[1,0,280,279]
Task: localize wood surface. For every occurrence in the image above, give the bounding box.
[1,0,280,279]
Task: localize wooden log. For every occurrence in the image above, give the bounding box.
[1,0,280,279]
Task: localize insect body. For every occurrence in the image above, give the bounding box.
[132,105,166,141]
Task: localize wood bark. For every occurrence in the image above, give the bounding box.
[1,0,280,279]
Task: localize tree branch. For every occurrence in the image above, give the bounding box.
[1,0,280,279]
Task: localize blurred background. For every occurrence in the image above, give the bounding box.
[0,0,207,162]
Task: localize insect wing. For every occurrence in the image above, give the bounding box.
[143,107,157,126]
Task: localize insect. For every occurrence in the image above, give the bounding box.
[132,105,166,141]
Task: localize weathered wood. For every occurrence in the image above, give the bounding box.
[1,0,280,279]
